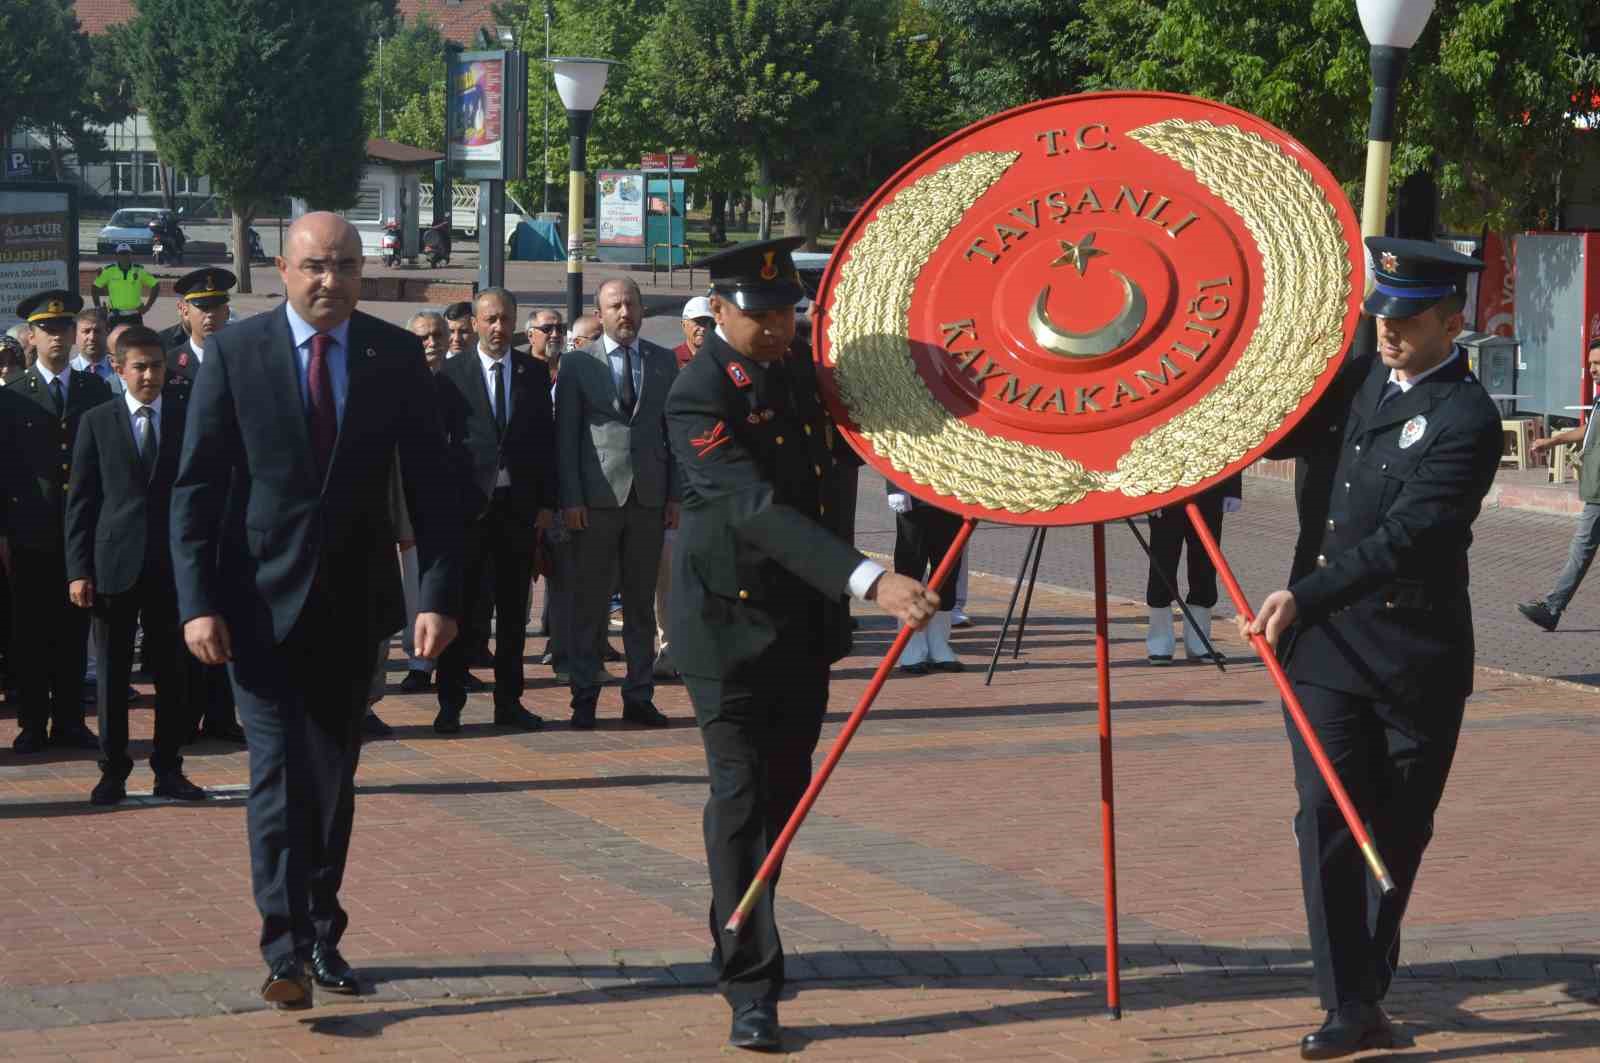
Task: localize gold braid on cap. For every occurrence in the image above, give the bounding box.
[826,120,1351,514]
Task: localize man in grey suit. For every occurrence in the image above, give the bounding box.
[557,277,679,729]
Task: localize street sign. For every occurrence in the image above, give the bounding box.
[4,152,30,179]
[641,152,699,172]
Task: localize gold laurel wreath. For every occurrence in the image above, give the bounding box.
[827,119,1351,513]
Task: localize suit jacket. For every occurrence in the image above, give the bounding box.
[1271,346,1501,707]
[65,389,188,595]
[437,347,557,523]
[556,336,679,509]
[665,330,860,678]
[167,338,207,383]
[0,365,114,553]
[171,305,463,649]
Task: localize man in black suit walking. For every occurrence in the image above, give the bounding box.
[1,290,113,754]
[172,213,462,1010]
[433,287,556,734]
[1247,239,1502,1060]
[65,326,205,806]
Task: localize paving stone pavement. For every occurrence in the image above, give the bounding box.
[1,513,1598,1059]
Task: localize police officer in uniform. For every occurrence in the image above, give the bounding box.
[1,290,114,753]
[665,237,940,1051]
[1248,238,1502,1059]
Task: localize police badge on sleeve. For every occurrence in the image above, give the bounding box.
[1398,415,1427,449]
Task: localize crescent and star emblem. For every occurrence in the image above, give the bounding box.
[1028,232,1147,358]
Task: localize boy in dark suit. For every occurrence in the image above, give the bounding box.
[65,326,206,805]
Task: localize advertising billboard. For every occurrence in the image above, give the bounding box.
[0,182,78,330]
[446,50,528,182]
[596,170,646,263]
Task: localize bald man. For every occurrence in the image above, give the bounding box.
[172,212,464,1010]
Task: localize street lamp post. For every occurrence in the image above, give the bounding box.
[1356,0,1437,241]
[548,57,617,325]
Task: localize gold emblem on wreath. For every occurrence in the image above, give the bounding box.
[826,119,1351,514]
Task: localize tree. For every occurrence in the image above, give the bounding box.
[363,11,449,140]
[130,0,381,291]
[1075,0,1597,231]
[919,0,1091,124]
[0,0,90,169]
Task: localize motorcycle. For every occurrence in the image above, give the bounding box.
[421,220,451,268]
[380,217,402,268]
[247,227,268,264]
[148,211,186,265]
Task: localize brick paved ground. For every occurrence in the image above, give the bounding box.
[2,537,1597,1059]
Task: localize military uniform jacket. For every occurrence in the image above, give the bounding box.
[0,365,114,553]
[1272,347,1501,707]
[665,331,862,679]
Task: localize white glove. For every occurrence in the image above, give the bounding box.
[1222,496,1242,514]
[887,493,914,514]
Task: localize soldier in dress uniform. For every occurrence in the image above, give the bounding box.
[1248,238,1502,1060]
[665,237,940,1051]
[1,290,114,753]
[162,268,246,743]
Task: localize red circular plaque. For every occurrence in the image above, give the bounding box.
[816,91,1363,526]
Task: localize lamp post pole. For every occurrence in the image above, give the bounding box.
[1357,0,1437,241]
[548,58,617,325]
[542,3,552,215]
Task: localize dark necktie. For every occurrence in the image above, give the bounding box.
[307,333,337,478]
[1377,380,1403,409]
[50,377,64,415]
[619,346,637,415]
[492,358,507,434]
[135,406,157,482]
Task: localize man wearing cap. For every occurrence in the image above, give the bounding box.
[666,237,940,1051]
[1247,237,1502,1059]
[91,245,160,326]
[0,290,114,753]
[674,296,713,369]
[168,268,236,382]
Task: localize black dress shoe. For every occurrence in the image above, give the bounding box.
[601,642,624,663]
[11,727,47,754]
[899,662,930,676]
[493,704,546,731]
[398,669,432,693]
[50,722,101,750]
[261,959,313,1009]
[929,659,966,673]
[621,699,670,727]
[1517,600,1559,632]
[90,773,127,806]
[153,771,207,801]
[310,943,360,994]
[362,711,394,739]
[433,706,462,734]
[1300,1003,1393,1060]
[199,721,248,744]
[728,1000,780,1051]
[570,701,597,730]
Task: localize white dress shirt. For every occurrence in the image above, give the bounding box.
[709,328,883,600]
[478,345,513,487]
[600,333,644,401]
[124,389,162,456]
[1387,347,1459,394]
[188,338,205,365]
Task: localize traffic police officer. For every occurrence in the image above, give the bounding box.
[163,268,244,744]
[1249,238,1502,1060]
[2,290,114,753]
[665,237,939,1051]
[168,267,235,381]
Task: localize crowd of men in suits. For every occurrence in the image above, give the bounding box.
[0,260,725,806]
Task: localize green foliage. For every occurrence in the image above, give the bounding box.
[0,0,110,171]
[919,0,1090,124]
[363,11,450,142]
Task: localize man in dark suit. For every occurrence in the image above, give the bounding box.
[166,268,245,744]
[557,277,679,729]
[65,326,205,805]
[1,290,113,754]
[432,287,556,734]
[172,212,462,1010]
[1247,238,1502,1060]
[666,238,940,1050]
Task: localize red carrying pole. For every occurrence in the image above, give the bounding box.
[1093,524,1122,1019]
[724,517,979,935]
[1182,502,1395,895]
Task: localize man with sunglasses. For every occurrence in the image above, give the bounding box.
[526,309,566,364]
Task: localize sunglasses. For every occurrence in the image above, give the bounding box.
[531,323,566,335]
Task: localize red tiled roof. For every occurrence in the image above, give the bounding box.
[74,0,494,44]
[73,0,134,35]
